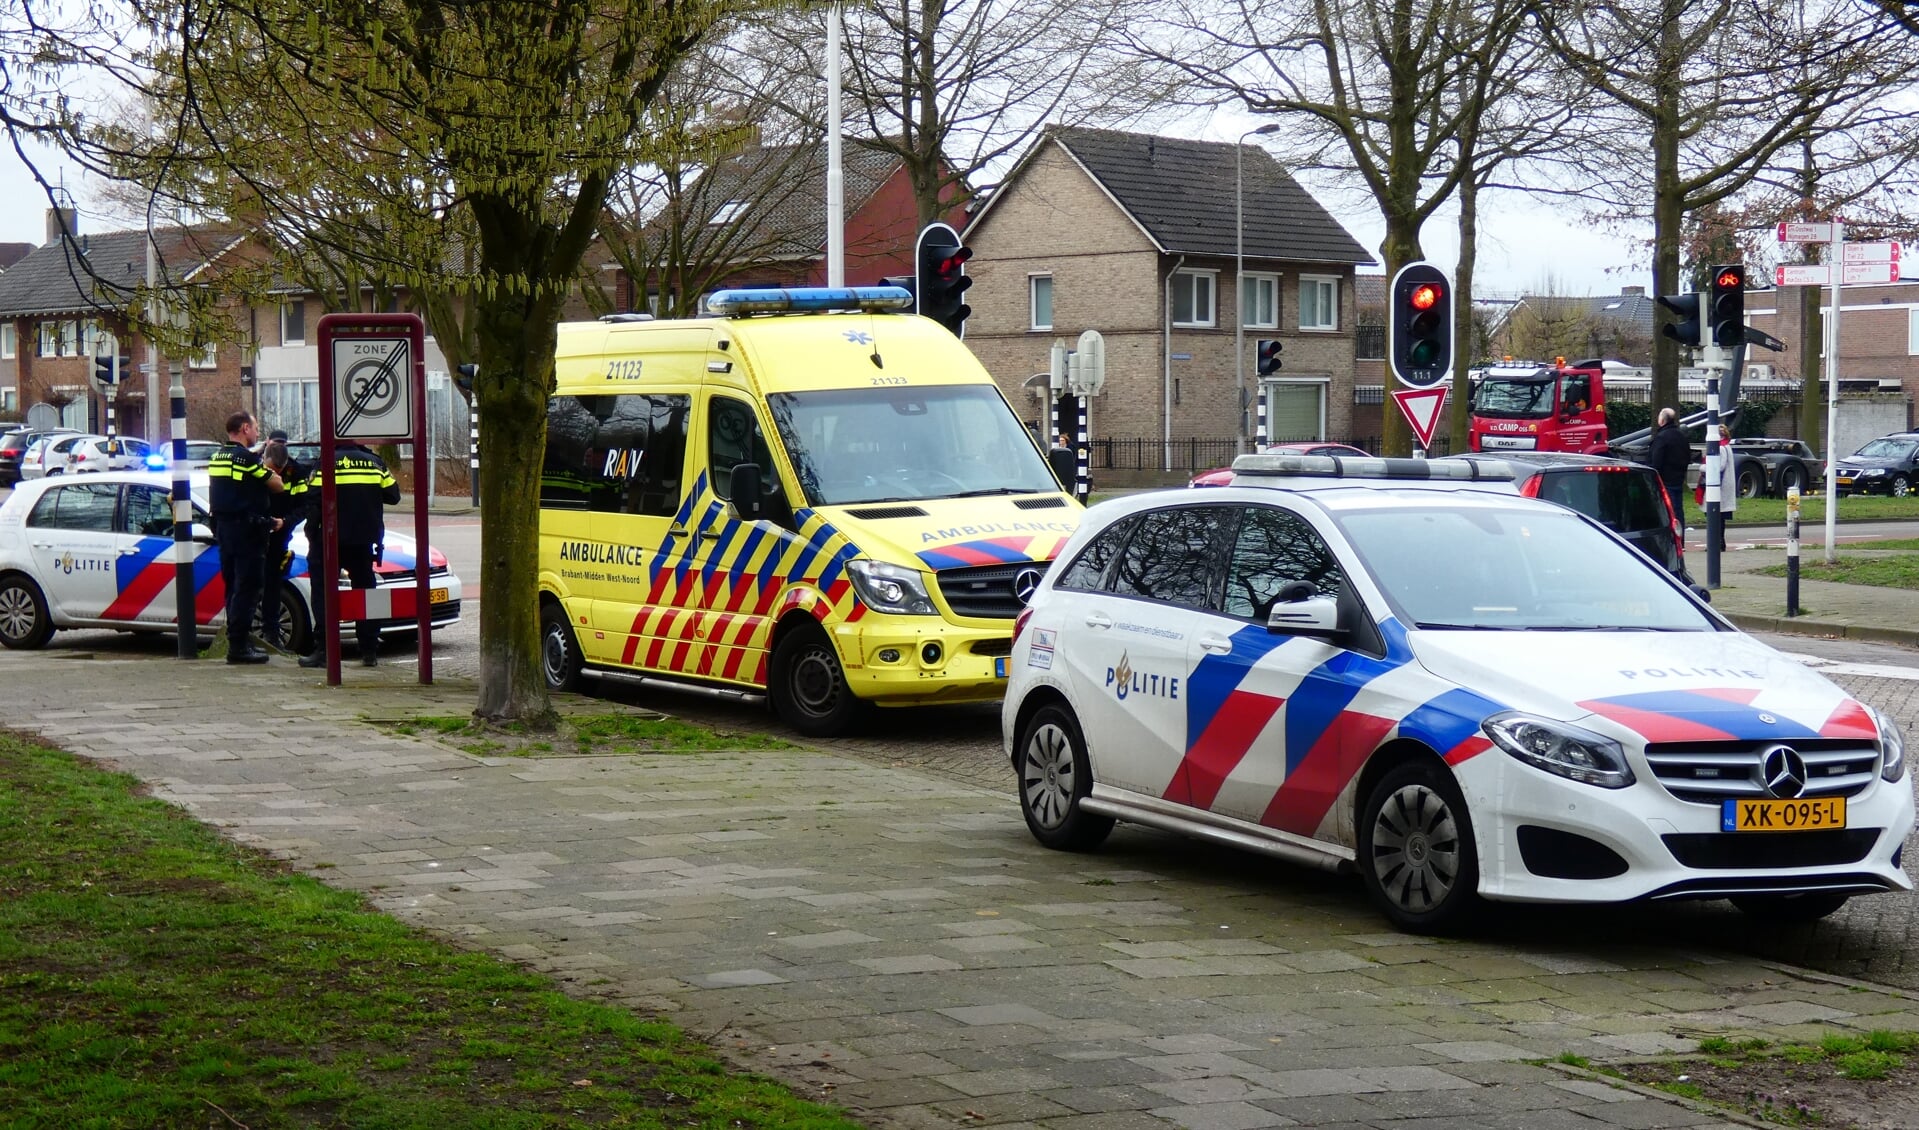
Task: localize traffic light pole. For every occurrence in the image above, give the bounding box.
[1703,357,1725,590]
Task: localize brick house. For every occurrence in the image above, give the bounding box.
[1749,279,1919,430]
[961,126,1374,476]
[0,209,251,440]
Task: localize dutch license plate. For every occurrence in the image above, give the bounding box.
[994,656,1008,679]
[1836,477,1854,486]
[429,587,449,605]
[1721,796,1846,832]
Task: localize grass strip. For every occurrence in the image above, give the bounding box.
[387,712,797,758]
[1684,493,1919,527]
[1752,553,1919,590]
[0,730,856,1128]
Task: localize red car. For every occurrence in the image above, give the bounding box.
[1188,442,1371,487]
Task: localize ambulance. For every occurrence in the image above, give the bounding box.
[538,286,1080,735]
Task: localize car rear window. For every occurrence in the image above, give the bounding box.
[1535,468,1668,533]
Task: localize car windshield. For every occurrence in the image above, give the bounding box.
[1335,504,1712,631]
[1471,378,1556,419]
[1851,438,1916,461]
[767,385,1060,505]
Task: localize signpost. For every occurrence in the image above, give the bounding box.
[315,314,434,686]
[1774,261,1899,287]
[1777,221,1864,564]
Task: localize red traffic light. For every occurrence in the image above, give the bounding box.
[1714,267,1743,290]
[1409,283,1442,311]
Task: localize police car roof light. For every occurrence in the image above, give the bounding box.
[706,287,915,316]
[1231,453,1516,483]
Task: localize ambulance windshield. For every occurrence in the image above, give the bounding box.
[768,385,1060,505]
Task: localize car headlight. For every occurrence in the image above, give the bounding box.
[1483,711,1635,789]
[1858,467,1886,478]
[1872,707,1906,783]
[847,560,937,615]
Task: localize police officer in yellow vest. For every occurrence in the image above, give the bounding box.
[297,441,401,668]
[208,411,284,664]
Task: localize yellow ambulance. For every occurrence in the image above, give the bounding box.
[539,286,1080,735]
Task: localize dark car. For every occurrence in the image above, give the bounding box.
[0,428,78,486]
[1444,452,1700,593]
[1189,442,1370,487]
[1833,433,1919,497]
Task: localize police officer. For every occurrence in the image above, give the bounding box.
[258,437,308,649]
[209,411,284,664]
[298,441,401,668]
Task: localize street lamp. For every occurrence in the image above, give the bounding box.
[1236,124,1281,455]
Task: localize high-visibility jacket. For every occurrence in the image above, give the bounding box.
[301,444,400,544]
[208,441,273,520]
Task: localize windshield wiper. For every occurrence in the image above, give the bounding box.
[947,487,1040,498]
[1413,623,1525,631]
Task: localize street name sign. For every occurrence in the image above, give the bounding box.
[1775,262,1900,287]
[1842,241,1900,264]
[1778,222,1835,243]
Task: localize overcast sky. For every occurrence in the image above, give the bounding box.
[0,125,1650,300]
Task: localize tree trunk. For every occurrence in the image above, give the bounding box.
[1799,283,1825,452]
[471,298,557,726]
[1648,4,1684,413]
[1451,174,1480,454]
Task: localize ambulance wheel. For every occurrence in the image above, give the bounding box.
[540,602,584,693]
[1359,760,1479,933]
[1731,892,1850,923]
[769,622,864,737]
[277,583,312,655]
[1016,703,1113,851]
[0,575,53,650]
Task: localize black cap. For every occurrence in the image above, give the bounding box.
[267,429,289,442]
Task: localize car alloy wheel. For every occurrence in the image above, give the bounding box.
[1016,704,1114,851]
[0,575,54,649]
[1893,475,1912,498]
[1360,761,1479,932]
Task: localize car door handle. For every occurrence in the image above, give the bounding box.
[1198,635,1233,654]
[696,528,721,539]
[1084,612,1112,629]
[119,547,142,556]
[668,526,691,537]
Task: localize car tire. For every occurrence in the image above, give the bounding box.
[1359,760,1480,933]
[276,582,312,655]
[1893,475,1912,498]
[540,601,585,693]
[0,575,55,650]
[1777,461,1808,497]
[768,621,865,736]
[1735,462,1763,499]
[1015,703,1115,851]
[1730,892,1849,923]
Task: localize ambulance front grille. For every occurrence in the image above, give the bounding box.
[937,562,1041,620]
[1013,497,1068,510]
[1643,739,1881,804]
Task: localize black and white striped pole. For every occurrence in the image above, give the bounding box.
[1704,368,1723,590]
[169,362,195,659]
[457,363,479,507]
[1785,486,1801,617]
[1075,397,1090,504]
[1255,387,1268,446]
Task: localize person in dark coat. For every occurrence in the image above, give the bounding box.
[1645,407,1691,516]
[209,411,284,664]
[298,442,401,668]
[258,438,308,649]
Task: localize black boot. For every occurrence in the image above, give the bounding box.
[227,645,270,665]
[298,651,325,669]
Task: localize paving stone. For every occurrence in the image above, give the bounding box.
[1147,1100,1297,1129]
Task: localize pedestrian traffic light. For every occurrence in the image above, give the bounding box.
[454,363,478,393]
[1658,291,1703,348]
[915,222,972,338]
[1387,262,1451,387]
[1256,338,1282,376]
[1710,264,1746,347]
[92,353,117,387]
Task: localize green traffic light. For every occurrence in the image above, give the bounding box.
[1409,340,1441,367]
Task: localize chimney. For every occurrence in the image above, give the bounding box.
[1621,285,1644,297]
[45,206,76,246]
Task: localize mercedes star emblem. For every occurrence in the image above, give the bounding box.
[1760,744,1809,799]
[1012,567,1043,605]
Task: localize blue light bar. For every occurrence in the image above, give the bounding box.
[706,286,914,315]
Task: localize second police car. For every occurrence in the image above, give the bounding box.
[1003,454,1913,932]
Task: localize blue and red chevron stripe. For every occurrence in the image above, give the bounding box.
[1576,688,1877,743]
[102,537,224,624]
[918,535,1047,571]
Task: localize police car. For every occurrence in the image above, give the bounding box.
[0,470,462,653]
[1003,454,1913,932]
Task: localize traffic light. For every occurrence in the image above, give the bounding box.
[454,363,478,393]
[1657,291,1702,348]
[1709,263,1746,347]
[93,353,117,387]
[915,222,972,337]
[1387,262,1451,387]
[1256,338,1282,376]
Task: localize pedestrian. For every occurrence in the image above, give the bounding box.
[298,440,401,669]
[1645,407,1691,516]
[258,439,308,649]
[209,411,284,665]
[1694,425,1732,553]
[1047,432,1077,491]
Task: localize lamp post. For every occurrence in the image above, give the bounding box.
[1236,123,1280,455]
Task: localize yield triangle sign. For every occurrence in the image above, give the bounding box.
[1392,386,1448,450]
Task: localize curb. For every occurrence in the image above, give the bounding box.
[1721,611,1919,649]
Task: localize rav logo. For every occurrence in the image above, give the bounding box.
[1106,651,1181,702]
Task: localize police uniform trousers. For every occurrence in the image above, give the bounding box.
[311,542,382,656]
[258,524,297,642]
[216,517,267,648]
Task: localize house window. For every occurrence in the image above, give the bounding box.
[281,300,306,346]
[37,322,57,357]
[1,389,13,413]
[0,324,15,359]
[1298,276,1338,331]
[1265,378,1328,442]
[1030,275,1054,331]
[190,342,218,369]
[1243,273,1279,329]
[60,321,80,357]
[1910,309,1919,356]
[710,200,747,225]
[1172,270,1216,328]
[83,322,115,358]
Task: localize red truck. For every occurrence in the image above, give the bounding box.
[1467,360,1609,453]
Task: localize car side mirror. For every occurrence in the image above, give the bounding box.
[1267,593,1342,637]
[190,522,216,543]
[728,463,767,522]
[1689,582,1712,604]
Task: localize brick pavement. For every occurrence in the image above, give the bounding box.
[6,649,1918,1129]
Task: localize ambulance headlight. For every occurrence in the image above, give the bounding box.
[1483,712,1634,789]
[847,560,937,615]
[1873,707,1905,782]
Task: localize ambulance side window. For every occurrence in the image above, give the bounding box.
[708,396,781,503]
[541,393,690,517]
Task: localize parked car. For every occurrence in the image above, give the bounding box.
[19,433,95,481]
[0,470,462,653]
[1003,452,1912,932]
[1442,452,1699,594]
[1833,433,1919,497]
[0,428,78,486]
[142,439,224,473]
[66,436,153,474]
[1190,442,1370,488]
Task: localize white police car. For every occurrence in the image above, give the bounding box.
[1003,454,1913,931]
[0,470,462,653]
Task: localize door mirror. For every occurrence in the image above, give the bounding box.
[1267,594,1342,637]
[728,463,767,522]
[190,522,216,543]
